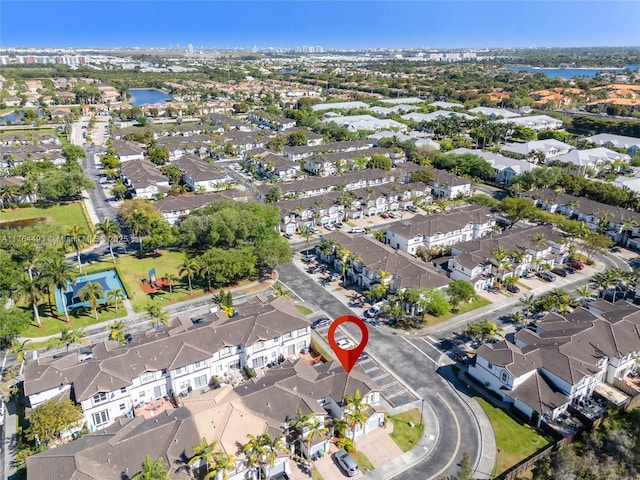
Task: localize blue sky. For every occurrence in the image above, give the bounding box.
[1,1,639,49]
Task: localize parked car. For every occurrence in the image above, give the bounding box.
[365,302,384,318]
[336,338,354,349]
[334,223,344,229]
[567,260,584,270]
[335,450,360,477]
[551,268,568,277]
[538,271,557,282]
[358,351,369,362]
[380,212,390,219]
[349,227,366,234]
[283,232,293,239]
[506,284,520,293]
[311,317,332,329]
[388,212,399,219]
[303,254,316,263]
[329,272,342,282]
[407,205,419,213]
[563,266,577,275]
[324,224,335,231]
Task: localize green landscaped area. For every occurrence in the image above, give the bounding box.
[388,409,424,452]
[422,296,492,326]
[295,304,314,315]
[351,450,374,473]
[473,394,551,476]
[310,338,333,361]
[0,202,90,233]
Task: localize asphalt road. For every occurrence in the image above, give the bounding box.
[278,261,484,480]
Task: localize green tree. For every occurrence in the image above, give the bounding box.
[25,399,83,446]
[95,218,121,264]
[111,181,128,200]
[64,224,90,272]
[126,210,153,253]
[420,288,451,317]
[179,257,201,295]
[58,325,88,353]
[344,389,370,441]
[132,455,171,480]
[107,288,126,314]
[78,281,105,320]
[498,197,537,229]
[447,280,476,311]
[62,144,86,163]
[163,273,179,302]
[147,302,170,329]
[38,253,77,321]
[11,338,30,364]
[265,185,282,203]
[188,437,218,474]
[0,309,31,347]
[367,153,393,171]
[148,146,169,165]
[15,274,43,327]
[106,319,129,344]
[463,318,502,343]
[286,131,306,146]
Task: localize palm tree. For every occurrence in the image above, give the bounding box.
[106,319,129,344]
[209,451,237,480]
[179,257,200,296]
[620,217,638,247]
[11,339,30,365]
[243,434,266,480]
[259,433,286,480]
[132,455,170,480]
[39,255,77,322]
[15,274,42,327]
[59,326,88,353]
[128,210,152,254]
[95,218,121,263]
[300,229,313,250]
[188,437,218,475]
[78,281,105,320]
[304,414,329,455]
[147,302,170,329]
[491,246,511,284]
[331,417,349,438]
[163,273,179,302]
[344,389,370,441]
[518,293,536,317]
[271,283,292,300]
[107,288,126,314]
[574,285,593,303]
[532,233,548,250]
[64,224,89,272]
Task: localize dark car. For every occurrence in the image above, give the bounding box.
[506,284,520,293]
[335,223,344,229]
[563,266,577,275]
[311,317,331,329]
[551,268,568,277]
[358,351,369,362]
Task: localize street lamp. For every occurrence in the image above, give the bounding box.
[419,398,425,427]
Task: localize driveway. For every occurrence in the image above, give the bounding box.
[355,423,403,469]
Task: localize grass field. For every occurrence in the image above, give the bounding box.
[351,450,375,473]
[83,250,201,312]
[474,395,551,476]
[421,296,492,326]
[295,304,314,315]
[388,409,424,452]
[0,202,90,232]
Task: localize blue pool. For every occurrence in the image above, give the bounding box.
[54,269,126,313]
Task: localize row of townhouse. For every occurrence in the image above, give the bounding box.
[153,188,250,225]
[119,158,170,199]
[586,133,640,156]
[301,147,402,176]
[520,189,640,246]
[156,134,218,162]
[0,143,65,169]
[204,112,254,131]
[449,148,538,185]
[247,150,303,181]
[283,139,374,161]
[469,300,640,429]
[248,111,297,130]
[28,355,382,480]
[322,113,409,133]
[0,131,60,146]
[447,225,569,291]
[24,297,314,433]
[495,114,563,131]
[383,204,496,255]
[112,123,220,141]
[173,154,233,192]
[318,231,450,294]
[276,182,431,234]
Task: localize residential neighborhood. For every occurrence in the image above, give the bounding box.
[1,38,640,480]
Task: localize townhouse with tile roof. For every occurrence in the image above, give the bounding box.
[500,139,573,162]
[495,114,563,131]
[469,301,640,428]
[174,154,233,192]
[402,110,475,123]
[283,140,374,162]
[468,106,520,120]
[112,139,145,163]
[430,168,473,199]
[449,148,538,185]
[250,152,303,181]
[322,114,408,133]
[302,147,399,176]
[447,225,569,291]
[27,355,382,480]
[119,159,170,199]
[319,231,450,293]
[311,100,370,111]
[521,188,640,245]
[586,133,640,156]
[384,205,495,255]
[156,134,215,161]
[548,147,631,176]
[24,297,314,434]
[248,112,297,131]
[153,189,250,225]
[1,144,65,169]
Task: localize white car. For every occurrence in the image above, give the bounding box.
[336,338,354,349]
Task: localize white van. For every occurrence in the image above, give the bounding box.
[365,301,384,318]
[350,227,366,234]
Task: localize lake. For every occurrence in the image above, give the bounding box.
[129,89,173,106]
[0,109,44,125]
[504,65,640,79]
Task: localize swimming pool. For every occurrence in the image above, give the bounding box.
[54,269,127,313]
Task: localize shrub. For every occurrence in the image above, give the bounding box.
[336,437,355,452]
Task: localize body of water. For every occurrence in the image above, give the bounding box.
[504,65,640,79]
[129,88,173,106]
[0,109,44,125]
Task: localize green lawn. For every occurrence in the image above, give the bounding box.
[310,466,322,480]
[310,338,333,361]
[388,409,424,452]
[83,250,204,312]
[351,450,374,473]
[474,396,551,476]
[0,202,90,232]
[422,296,492,326]
[295,304,314,315]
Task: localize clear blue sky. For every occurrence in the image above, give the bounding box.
[1,1,639,50]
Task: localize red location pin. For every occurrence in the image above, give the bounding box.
[328,315,369,374]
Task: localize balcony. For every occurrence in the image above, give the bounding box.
[135,397,176,420]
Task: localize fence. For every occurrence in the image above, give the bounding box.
[496,437,571,480]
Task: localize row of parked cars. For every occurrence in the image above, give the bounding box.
[538,260,585,282]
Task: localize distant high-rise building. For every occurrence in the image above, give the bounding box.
[188,43,194,54]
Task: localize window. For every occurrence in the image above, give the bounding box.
[120,387,127,393]
[254,341,265,351]
[220,347,231,357]
[195,360,205,369]
[487,362,493,370]
[283,332,292,340]
[140,372,155,384]
[174,366,188,376]
[92,410,109,426]
[194,374,208,389]
[119,403,126,411]
[93,392,107,405]
[501,371,508,383]
[297,328,307,337]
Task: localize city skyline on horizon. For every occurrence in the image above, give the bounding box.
[1,1,639,51]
